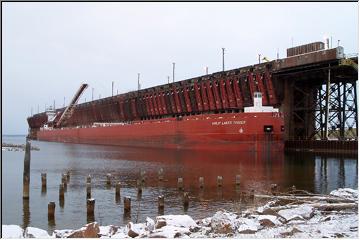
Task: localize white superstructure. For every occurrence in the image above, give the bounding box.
[244,92,279,113]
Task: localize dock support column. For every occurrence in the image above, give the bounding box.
[324,64,331,140]
[354,82,358,138]
[341,82,346,140]
[282,79,294,140]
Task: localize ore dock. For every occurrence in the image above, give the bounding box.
[27,41,358,154]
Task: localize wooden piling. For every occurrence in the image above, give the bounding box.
[86,175,91,184]
[23,141,31,199]
[158,195,164,210]
[59,184,65,199]
[199,177,204,189]
[137,179,142,194]
[217,176,223,187]
[235,175,241,186]
[66,170,70,182]
[124,197,131,213]
[140,170,146,183]
[250,189,255,200]
[177,177,184,190]
[115,182,121,198]
[271,184,278,195]
[48,202,55,221]
[86,183,91,199]
[41,173,47,191]
[240,191,246,202]
[59,183,65,207]
[158,168,164,181]
[183,192,189,208]
[62,173,67,183]
[106,173,112,186]
[61,174,67,192]
[87,198,95,215]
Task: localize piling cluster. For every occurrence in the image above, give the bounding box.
[26,150,252,226]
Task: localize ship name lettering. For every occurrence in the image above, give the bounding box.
[233,121,246,124]
[211,120,246,125]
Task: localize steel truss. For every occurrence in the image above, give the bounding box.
[315,81,358,140]
[289,79,357,140]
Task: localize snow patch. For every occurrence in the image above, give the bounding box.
[149,225,190,238]
[237,217,262,234]
[330,188,358,200]
[98,225,118,237]
[126,222,146,237]
[278,205,314,222]
[24,227,51,238]
[156,215,198,228]
[210,210,238,234]
[52,229,73,238]
[145,217,155,232]
[2,225,24,238]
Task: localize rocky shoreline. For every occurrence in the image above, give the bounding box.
[2,143,39,152]
[2,188,358,238]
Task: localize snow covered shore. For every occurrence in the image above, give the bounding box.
[2,188,358,238]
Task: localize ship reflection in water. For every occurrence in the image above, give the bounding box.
[1,136,358,233]
[68,145,286,191]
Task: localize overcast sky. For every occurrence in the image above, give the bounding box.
[2,2,358,135]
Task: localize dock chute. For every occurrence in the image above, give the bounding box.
[55,83,88,128]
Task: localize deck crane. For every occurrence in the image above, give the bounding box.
[54,83,88,128]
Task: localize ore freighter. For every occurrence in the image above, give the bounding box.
[27,49,291,151]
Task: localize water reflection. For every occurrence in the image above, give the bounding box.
[22,199,30,229]
[123,212,131,224]
[314,155,358,193]
[2,135,356,233]
[115,195,121,205]
[48,202,56,228]
[41,186,47,196]
[68,145,286,192]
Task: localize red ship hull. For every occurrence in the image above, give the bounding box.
[37,112,284,151]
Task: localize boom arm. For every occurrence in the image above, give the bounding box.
[55,83,88,128]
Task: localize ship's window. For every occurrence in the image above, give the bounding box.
[264,125,273,133]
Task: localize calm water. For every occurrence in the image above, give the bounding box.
[1,135,358,233]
